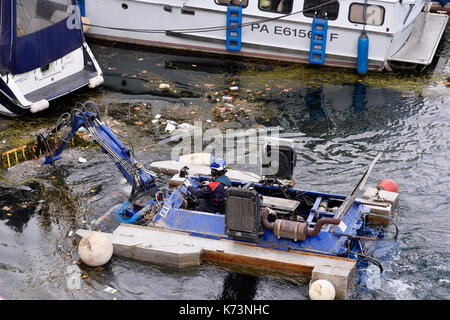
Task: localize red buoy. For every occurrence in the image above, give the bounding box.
[377,179,399,193]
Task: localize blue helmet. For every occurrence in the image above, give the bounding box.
[210,156,227,171]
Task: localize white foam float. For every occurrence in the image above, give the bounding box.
[78,232,113,267]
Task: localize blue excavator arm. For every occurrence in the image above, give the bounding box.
[36,102,158,204]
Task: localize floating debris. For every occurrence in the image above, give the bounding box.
[165,122,177,133]
[103,286,118,294]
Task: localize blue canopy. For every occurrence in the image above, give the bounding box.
[0,0,84,75]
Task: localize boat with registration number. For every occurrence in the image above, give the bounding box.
[78,0,448,73]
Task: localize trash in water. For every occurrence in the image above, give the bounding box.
[177,123,194,131]
[103,286,118,294]
[165,122,176,133]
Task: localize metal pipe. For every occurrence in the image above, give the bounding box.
[261,208,341,241]
[261,208,276,230]
[306,217,341,237]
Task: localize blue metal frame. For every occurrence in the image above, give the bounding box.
[43,110,156,193]
[147,177,371,258]
[77,0,86,16]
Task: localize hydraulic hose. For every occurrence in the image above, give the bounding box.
[83,0,339,35]
[365,213,399,239]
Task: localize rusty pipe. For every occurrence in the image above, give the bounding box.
[306,217,341,237]
[261,208,308,241]
[261,208,341,241]
[273,219,308,241]
[261,208,276,230]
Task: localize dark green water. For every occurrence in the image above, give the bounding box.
[0,27,449,300]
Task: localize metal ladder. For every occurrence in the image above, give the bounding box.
[226,3,242,51]
[309,16,328,65]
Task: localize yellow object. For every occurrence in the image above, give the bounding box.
[2,145,27,168]
[17,25,25,37]
[260,0,271,8]
[81,17,91,33]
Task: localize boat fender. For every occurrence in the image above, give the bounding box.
[357,31,369,75]
[89,75,104,89]
[376,179,398,193]
[309,279,335,300]
[30,99,49,113]
[78,232,113,267]
[81,16,91,33]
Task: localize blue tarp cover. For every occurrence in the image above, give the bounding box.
[1,0,83,75]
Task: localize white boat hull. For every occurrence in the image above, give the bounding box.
[83,0,448,71]
[0,43,103,116]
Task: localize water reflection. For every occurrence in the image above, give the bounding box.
[0,35,448,300]
[0,182,42,233]
[352,82,367,113]
[219,273,258,300]
[273,82,425,139]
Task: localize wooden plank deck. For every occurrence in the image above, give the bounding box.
[76,224,357,298]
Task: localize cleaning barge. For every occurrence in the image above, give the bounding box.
[39,103,400,298]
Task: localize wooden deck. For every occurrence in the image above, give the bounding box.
[76,224,357,298]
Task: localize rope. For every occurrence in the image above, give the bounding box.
[362,0,368,32]
[353,252,384,273]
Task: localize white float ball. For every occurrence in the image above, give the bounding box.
[309,279,336,300]
[78,232,113,267]
[81,16,91,33]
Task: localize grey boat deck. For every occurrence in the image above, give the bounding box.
[24,68,97,103]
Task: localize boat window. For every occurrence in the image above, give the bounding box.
[303,0,339,20]
[258,0,293,14]
[349,3,385,26]
[16,0,72,37]
[215,0,249,8]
